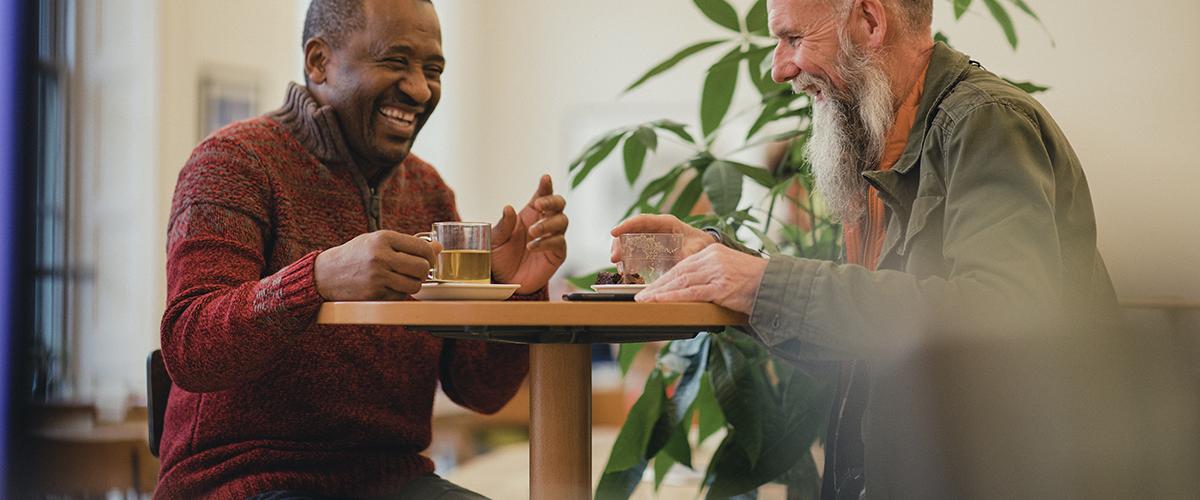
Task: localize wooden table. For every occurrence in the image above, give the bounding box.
[317,301,747,500]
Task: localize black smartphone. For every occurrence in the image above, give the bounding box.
[562,292,637,302]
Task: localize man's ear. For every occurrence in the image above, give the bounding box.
[855,0,889,49]
[304,38,332,85]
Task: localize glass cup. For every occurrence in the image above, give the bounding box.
[416,222,492,284]
[619,233,683,284]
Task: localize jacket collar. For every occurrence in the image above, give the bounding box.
[862,42,971,201]
[891,42,972,175]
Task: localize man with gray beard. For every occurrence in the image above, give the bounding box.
[611,0,1118,498]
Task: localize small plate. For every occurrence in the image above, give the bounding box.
[413,282,520,301]
[591,284,647,295]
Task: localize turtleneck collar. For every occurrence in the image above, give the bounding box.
[268,83,413,189]
[267,82,356,167]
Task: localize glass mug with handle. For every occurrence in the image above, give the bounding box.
[416,222,491,284]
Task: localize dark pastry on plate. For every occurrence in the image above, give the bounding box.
[594,272,645,285]
[595,272,622,285]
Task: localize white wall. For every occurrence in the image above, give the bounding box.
[68,0,308,402]
[70,0,162,402]
[423,0,1200,299]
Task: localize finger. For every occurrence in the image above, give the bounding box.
[383,273,424,296]
[641,267,693,296]
[372,287,411,301]
[610,214,683,237]
[532,194,567,214]
[389,252,437,282]
[638,284,720,304]
[380,231,436,264]
[530,213,568,238]
[641,254,704,294]
[527,235,566,255]
[530,174,554,202]
[610,238,622,263]
[493,205,518,245]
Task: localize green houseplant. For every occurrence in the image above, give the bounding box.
[567,1,1048,497]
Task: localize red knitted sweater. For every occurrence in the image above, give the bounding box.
[156,83,531,499]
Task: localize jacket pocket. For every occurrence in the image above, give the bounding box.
[901,195,944,255]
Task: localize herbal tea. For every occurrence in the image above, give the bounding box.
[435,249,491,283]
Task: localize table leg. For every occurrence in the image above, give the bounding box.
[529,344,592,500]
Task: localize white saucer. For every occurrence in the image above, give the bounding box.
[591,284,647,295]
[413,282,520,301]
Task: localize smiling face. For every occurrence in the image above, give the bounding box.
[767,0,897,222]
[306,0,444,175]
[768,0,848,98]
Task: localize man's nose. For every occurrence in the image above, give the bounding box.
[771,45,799,84]
[398,71,432,105]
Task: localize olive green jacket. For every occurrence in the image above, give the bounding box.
[746,43,1118,498]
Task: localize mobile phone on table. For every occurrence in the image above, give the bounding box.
[562,292,637,302]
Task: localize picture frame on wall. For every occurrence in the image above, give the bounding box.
[198,68,259,140]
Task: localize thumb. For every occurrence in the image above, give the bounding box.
[493,205,518,245]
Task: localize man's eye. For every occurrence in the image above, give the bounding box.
[385,58,409,67]
[788,36,802,48]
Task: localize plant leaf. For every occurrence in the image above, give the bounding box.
[651,119,697,144]
[670,175,705,219]
[934,30,952,45]
[745,225,781,255]
[596,461,648,500]
[604,370,667,472]
[708,332,764,464]
[1004,78,1050,94]
[737,128,804,153]
[982,0,1018,49]
[1006,0,1040,21]
[700,46,741,140]
[565,267,615,291]
[625,167,685,218]
[745,45,783,95]
[702,161,743,216]
[953,0,973,19]
[633,126,658,152]
[618,343,643,377]
[693,0,741,32]
[571,133,625,189]
[696,373,725,445]
[728,161,775,188]
[653,449,676,491]
[622,135,647,186]
[626,39,728,93]
[745,0,768,35]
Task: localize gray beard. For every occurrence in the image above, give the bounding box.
[798,39,896,223]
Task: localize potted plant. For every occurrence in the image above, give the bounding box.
[567,1,1048,497]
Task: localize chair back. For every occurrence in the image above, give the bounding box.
[146,349,171,457]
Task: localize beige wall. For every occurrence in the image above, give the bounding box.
[425,0,1200,299]
[930,0,1200,299]
[68,0,307,400]
[157,0,308,296]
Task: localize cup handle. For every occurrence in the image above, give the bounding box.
[415,232,436,281]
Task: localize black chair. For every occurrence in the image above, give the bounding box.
[146,349,172,457]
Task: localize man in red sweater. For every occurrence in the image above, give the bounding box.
[157,0,568,498]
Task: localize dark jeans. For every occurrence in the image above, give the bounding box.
[247,474,489,500]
